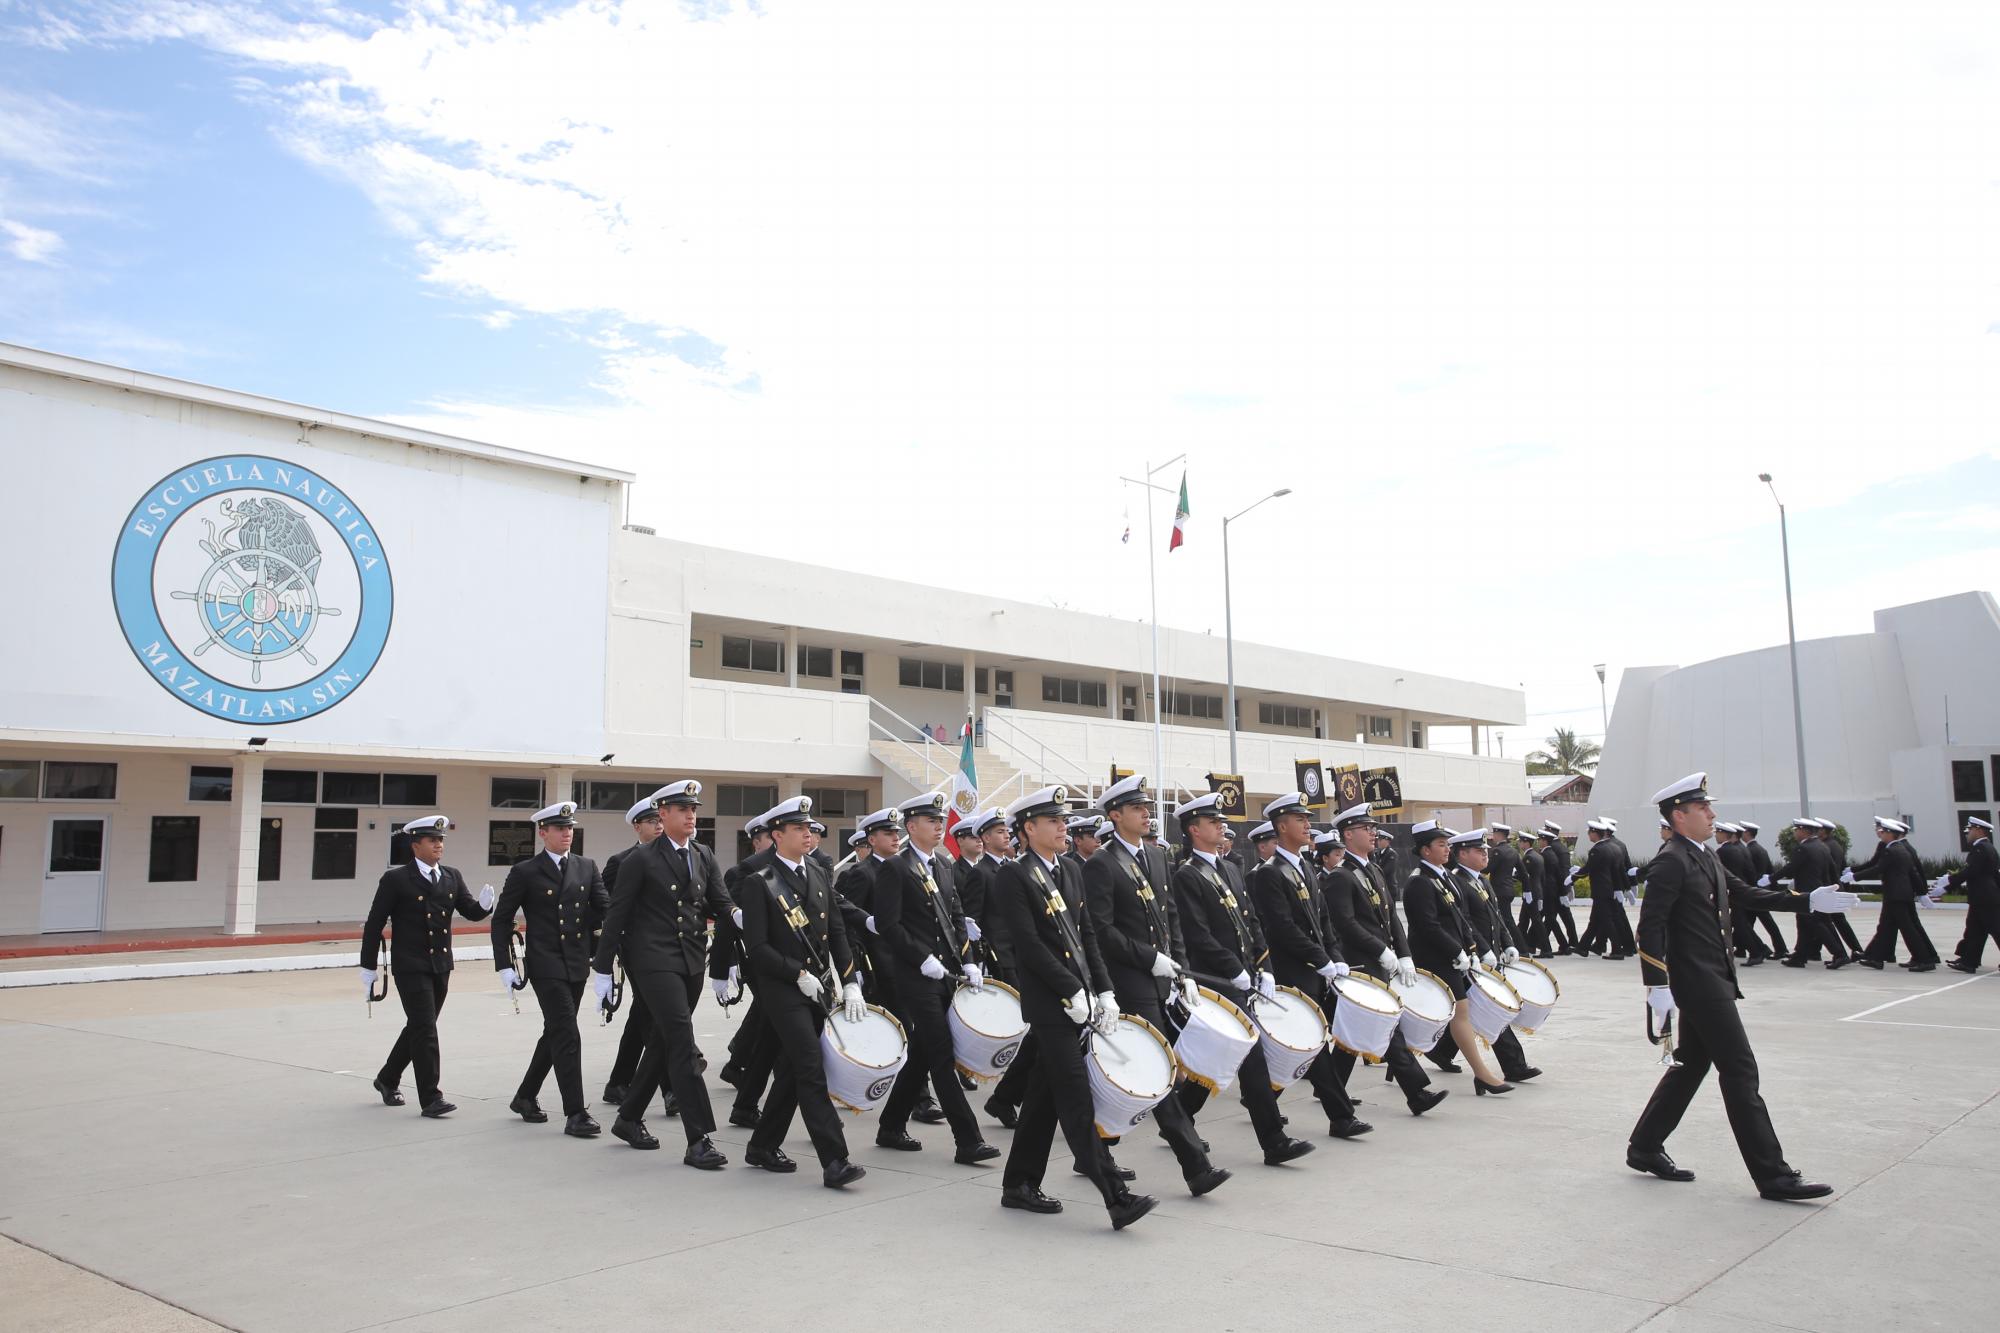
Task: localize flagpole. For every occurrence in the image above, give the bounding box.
[1127,453,1185,834]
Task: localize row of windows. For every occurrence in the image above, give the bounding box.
[1949,757,2000,804]
[1163,690,1225,720]
[1042,676,1108,708]
[0,760,120,801]
[1259,702,1316,729]
[721,635,866,681]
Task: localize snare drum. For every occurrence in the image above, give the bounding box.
[1172,987,1258,1094]
[1085,1014,1177,1135]
[948,980,1028,1080]
[1251,985,1329,1091]
[1500,958,1561,1034]
[1393,968,1454,1054]
[1466,968,1524,1044]
[1329,972,1402,1063]
[821,1004,909,1114]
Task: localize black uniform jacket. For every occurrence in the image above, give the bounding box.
[1948,837,1999,907]
[363,862,491,974]
[493,852,607,983]
[1486,842,1523,899]
[1519,846,1544,901]
[738,855,856,992]
[1172,851,1268,979]
[1452,865,1515,956]
[989,853,1111,1025]
[589,837,732,978]
[1250,848,1343,990]
[875,846,969,972]
[1585,836,1631,899]
[1850,837,1923,902]
[1085,838,1186,999]
[1323,853,1410,979]
[1403,862,1474,974]
[1637,834,1800,1004]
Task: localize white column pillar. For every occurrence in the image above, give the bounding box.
[223,753,264,935]
[786,626,799,688]
[1107,671,1119,719]
[542,767,575,812]
[1470,724,1481,755]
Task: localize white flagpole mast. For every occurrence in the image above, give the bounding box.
[1124,454,1186,834]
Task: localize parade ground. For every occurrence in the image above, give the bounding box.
[3,906,1995,1333]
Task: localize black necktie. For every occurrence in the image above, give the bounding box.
[553,856,565,879]
[679,845,693,879]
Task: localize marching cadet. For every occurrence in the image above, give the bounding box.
[975,807,1043,1129]
[589,781,736,1169]
[736,797,869,1188]
[602,797,666,1110]
[1854,817,1939,971]
[719,814,779,1129]
[1321,804,1449,1112]
[1371,825,1402,904]
[1780,817,1850,969]
[493,802,609,1137]
[1170,794,1317,1161]
[1247,792,1370,1137]
[1516,827,1546,950]
[1084,776,1231,1195]
[1484,825,1525,941]
[988,785,1159,1229]
[835,808,900,997]
[359,816,494,1117]
[1811,820,1866,958]
[1713,824,1768,965]
[1578,819,1634,959]
[1402,821,1511,1094]
[1944,815,2000,972]
[805,819,836,882]
[1065,814,1102,873]
[1629,773,1834,1201]
[871,791,1001,1164]
[1737,822,1790,958]
[1248,820,1278,869]
[1442,829,1542,1083]
[1539,825,1579,955]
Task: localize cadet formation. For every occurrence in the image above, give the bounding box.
[358,769,1998,1225]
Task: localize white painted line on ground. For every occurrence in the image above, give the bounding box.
[1838,970,1994,1022]
[0,945,495,988]
[1845,1019,2000,1033]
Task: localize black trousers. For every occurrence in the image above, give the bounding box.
[725,988,780,1112]
[1750,910,1789,955]
[1577,896,1615,954]
[1790,910,1853,963]
[989,1029,1038,1110]
[1519,897,1545,951]
[1630,995,1790,1182]
[1115,988,1210,1177]
[750,993,850,1167]
[1954,900,2000,966]
[1179,1039,1292,1151]
[1002,1018,1118,1204]
[1541,898,1578,950]
[608,985,651,1089]
[379,970,450,1107]
[1607,899,1636,956]
[1863,900,1939,965]
[1289,980,1357,1126]
[617,970,715,1141]
[879,972,980,1147]
[1332,1026,1434,1103]
[519,976,587,1116]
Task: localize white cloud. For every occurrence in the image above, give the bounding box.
[1,216,61,262]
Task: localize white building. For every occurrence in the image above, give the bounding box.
[1587,591,2000,858]
[0,344,1525,936]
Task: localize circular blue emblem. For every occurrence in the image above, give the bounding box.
[111,455,394,724]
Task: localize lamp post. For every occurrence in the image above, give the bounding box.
[1593,663,1608,736]
[1224,488,1293,775]
[1759,473,1811,814]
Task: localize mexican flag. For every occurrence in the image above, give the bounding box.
[944,714,977,855]
[1168,470,1190,551]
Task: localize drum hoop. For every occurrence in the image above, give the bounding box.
[831,1004,911,1071]
[1333,971,1402,1016]
[1503,957,1561,1001]
[950,979,1027,1039]
[1471,967,1523,1012]
[1328,1035,1387,1066]
[1094,1013,1175,1097]
[1257,985,1329,1054]
[1191,986,1257,1039]
[1387,967,1453,1016]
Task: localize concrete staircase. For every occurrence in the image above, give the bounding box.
[869,740,1032,811]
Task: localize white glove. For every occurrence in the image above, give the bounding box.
[1480,950,1497,969]
[1377,947,1397,973]
[919,955,948,981]
[711,976,732,1004]
[1626,867,1638,879]
[1501,947,1520,965]
[1092,991,1121,1036]
[1647,986,1675,1024]
[841,982,866,1024]
[1257,970,1279,1001]
[477,884,497,911]
[964,917,983,942]
[1149,951,1179,979]
[1809,885,1862,915]
[1178,976,1201,1009]
[1839,868,1855,885]
[728,963,739,991]
[1229,969,1253,992]
[865,915,878,935]
[962,963,984,990]
[796,970,824,1002]
[1062,989,1092,1025]
[1316,961,1339,982]
[1756,874,1772,888]
[359,966,377,997]
[1562,894,1575,906]
[1396,957,1416,987]
[1931,874,1952,895]
[731,908,744,930]
[1452,951,1471,974]
[1522,894,1534,906]
[498,966,518,995]
[1331,961,1351,978]
[1564,868,1578,886]
[591,970,614,1004]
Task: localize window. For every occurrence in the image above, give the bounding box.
[1952,760,1987,803]
[312,807,358,880]
[584,780,637,812]
[1366,715,1394,740]
[48,819,103,872]
[994,670,1013,707]
[840,650,864,678]
[381,773,438,807]
[1164,691,1223,720]
[43,762,117,800]
[797,645,834,679]
[1410,721,1424,749]
[898,657,964,692]
[718,784,778,817]
[388,829,413,868]
[321,772,381,806]
[489,820,535,866]
[1259,702,1313,730]
[976,667,989,695]
[803,787,869,818]
[722,634,784,674]
[0,761,38,800]
[570,828,587,856]
[1041,676,1109,709]
[491,777,544,810]
[189,766,233,802]
[840,679,863,693]
[264,769,319,804]
[258,818,282,881]
[149,816,200,882]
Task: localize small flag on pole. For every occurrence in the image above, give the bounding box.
[1121,500,1130,544]
[1168,470,1190,552]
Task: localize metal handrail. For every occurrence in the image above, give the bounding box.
[979,769,1029,810]
[868,718,951,786]
[981,708,1097,796]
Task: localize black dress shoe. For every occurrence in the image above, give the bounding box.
[912,1098,947,1125]
[565,1112,602,1138]
[984,1098,1019,1129]
[612,1117,658,1150]
[875,1129,924,1152]
[1780,958,1808,968]
[509,1095,549,1123]
[954,1141,1002,1165]
[1857,958,1884,970]
[1947,960,1980,973]
[1909,963,1937,972]
[956,1071,978,1092]
[1741,955,1765,967]
[1626,1148,1695,1181]
[822,1159,866,1189]
[372,1077,405,1107]
[1825,957,1850,970]
[1186,1166,1231,1196]
[1078,1160,1137,1182]
[684,1137,729,1170]
[602,1083,628,1105]
[1408,1088,1449,1116]
[718,1061,742,1087]
[420,1098,455,1119]
[1508,1066,1543,1082]
[1000,1184,1063,1214]
[1327,1118,1374,1138]
[1427,1056,1463,1074]
[1535,951,1555,960]
[1757,1172,1833,1201]
[1475,1080,1514,1096]
[1107,1192,1159,1231]
[728,1104,762,1129]
[745,1145,797,1173]
[660,1092,681,1117]
[1262,1137,1316,1165]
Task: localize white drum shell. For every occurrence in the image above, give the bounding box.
[1086,1015,1176,1135]
[1328,973,1402,1063]
[1500,959,1560,1034]
[1172,987,1258,1094]
[948,980,1028,1081]
[1466,969,1524,1044]
[1252,986,1329,1091]
[821,1005,909,1114]
[1393,969,1454,1053]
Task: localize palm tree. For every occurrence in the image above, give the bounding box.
[1526,727,1601,776]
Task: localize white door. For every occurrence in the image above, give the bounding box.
[41,817,106,933]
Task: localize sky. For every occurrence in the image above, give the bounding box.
[3,0,1996,760]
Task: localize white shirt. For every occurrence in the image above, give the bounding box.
[1192,848,1219,868]
[778,855,804,876]
[545,850,566,872]
[1274,845,1306,873]
[417,861,441,883]
[1114,834,1145,860]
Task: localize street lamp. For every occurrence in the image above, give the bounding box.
[1592,664,1608,736]
[1759,473,1811,814]
[1224,487,1294,775]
